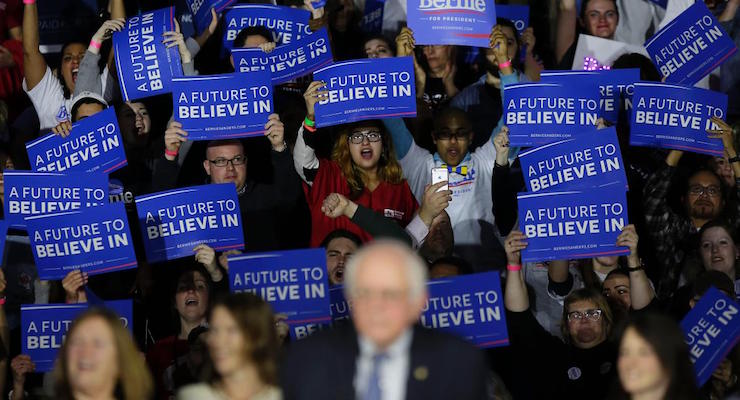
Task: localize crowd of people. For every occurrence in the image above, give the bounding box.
[0,0,736,398]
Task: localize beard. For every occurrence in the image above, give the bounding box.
[691,201,718,219]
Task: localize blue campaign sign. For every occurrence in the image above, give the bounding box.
[313,57,417,127]
[3,171,109,229]
[504,82,601,147]
[422,271,509,348]
[0,220,7,263]
[361,0,385,34]
[517,184,630,263]
[185,0,236,35]
[681,287,740,386]
[113,7,183,102]
[541,69,640,123]
[229,248,331,340]
[172,72,273,140]
[629,82,727,156]
[519,126,627,193]
[495,4,529,36]
[223,5,311,53]
[645,1,737,85]
[407,0,496,47]
[26,203,137,281]
[135,184,244,263]
[232,28,333,85]
[329,285,352,322]
[21,300,133,372]
[26,108,127,174]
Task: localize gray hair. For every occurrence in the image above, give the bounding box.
[343,239,428,301]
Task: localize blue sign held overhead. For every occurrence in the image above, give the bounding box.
[232,29,333,85]
[517,184,630,263]
[681,287,740,386]
[519,126,628,193]
[114,7,183,102]
[172,72,273,140]
[540,69,639,123]
[313,57,417,127]
[407,0,496,48]
[26,108,128,174]
[21,300,133,372]
[135,184,244,264]
[422,271,509,348]
[229,248,331,340]
[504,82,601,147]
[495,4,529,35]
[629,82,727,156]
[361,0,385,34]
[223,5,311,53]
[185,0,236,35]
[27,203,138,281]
[645,1,737,85]
[3,171,109,229]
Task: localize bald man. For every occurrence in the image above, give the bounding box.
[281,240,488,400]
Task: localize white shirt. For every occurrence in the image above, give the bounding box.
[23,66,108,130]
[355,329,412,400]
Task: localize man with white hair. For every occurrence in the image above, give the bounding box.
[281,240,488,400]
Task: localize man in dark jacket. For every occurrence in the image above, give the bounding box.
[280,240,488,400]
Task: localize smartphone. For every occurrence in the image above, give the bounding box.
[431,167,449,192]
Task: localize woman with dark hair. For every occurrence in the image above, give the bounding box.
[21,0,125,130]
[177,293,281,400]
[295,84,418,246]
[147,265,223,400]
[362,34,395,59]
[611,313,701,400]
[54,307,153,400]
[556,0,620,69]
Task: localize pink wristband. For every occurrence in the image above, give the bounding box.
[498,60,512,69]
[89,39,102,50]
[23,0,35,4]
[506,264,521,272]
[164,148,179,157]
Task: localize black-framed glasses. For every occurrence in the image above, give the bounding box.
[348,131,382,144]
[434,129,472,141]
[688,185,720,197]
[208,155,247,167]
[567,309,603,322]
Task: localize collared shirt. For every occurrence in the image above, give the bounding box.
[354,329,413,400]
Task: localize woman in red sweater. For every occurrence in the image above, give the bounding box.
[295,80,418,246]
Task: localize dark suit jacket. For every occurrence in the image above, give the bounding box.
[280,323,489,400]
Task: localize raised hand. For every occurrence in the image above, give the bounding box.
[62,270,88,303]
[264,113,286,151]
[164,120,188,160]
[418,181,452,226]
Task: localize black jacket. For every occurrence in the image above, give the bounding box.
[280,323,488,400]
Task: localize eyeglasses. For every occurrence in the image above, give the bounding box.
[567,309,603,322]
[434,129,471,141]
[348,131,382,144]
[208,155,247,167]
[688,185,721,197]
